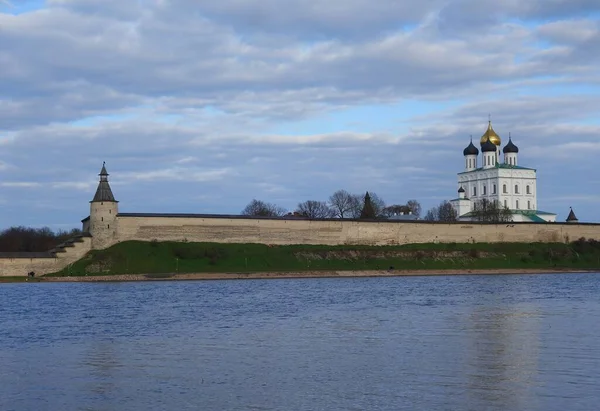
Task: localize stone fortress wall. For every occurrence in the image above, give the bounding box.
[115,214,600,246]
[2,163,600,277]
[0,236,92,277]
[3,213,600,277]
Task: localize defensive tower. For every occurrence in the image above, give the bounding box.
[89,162,118,249]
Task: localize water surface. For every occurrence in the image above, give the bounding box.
[1,273,600,410]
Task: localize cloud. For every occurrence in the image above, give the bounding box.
[0,0,599,227]
[119,167,235,183]
[0,182,41,188]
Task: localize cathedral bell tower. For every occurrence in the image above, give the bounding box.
[89,162,118,249]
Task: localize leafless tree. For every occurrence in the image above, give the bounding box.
[296,200,335,219]
[424,201,458,222]
[471,199,513,223]
[241,199,287,217]
[329,190,361,218]
[406,199,422,218]
[367,192,386,218]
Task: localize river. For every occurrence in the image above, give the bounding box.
[1,273,600,410]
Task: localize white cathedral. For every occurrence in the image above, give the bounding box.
[450,121,557,222]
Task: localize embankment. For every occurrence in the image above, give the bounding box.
[44,239,600,278]
[36,268,597,283]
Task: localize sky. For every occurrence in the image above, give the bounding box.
[1,0,600,230]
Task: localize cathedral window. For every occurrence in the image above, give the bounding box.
[473,187,477,197]
[503,184,507,194]
[504,200,508,208]
[526,186,531,194]
[527,201,531,210]
[516,200,519,209]
[515,185,519,194]
[493,184,497,194]
[483,186,487,195]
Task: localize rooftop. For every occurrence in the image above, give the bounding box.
[458,163,536,175]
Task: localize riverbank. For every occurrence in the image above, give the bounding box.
[44,239,600,278]
[6,268,588,283]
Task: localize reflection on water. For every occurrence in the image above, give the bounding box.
[1,273,600,410]
[466,304,541,410]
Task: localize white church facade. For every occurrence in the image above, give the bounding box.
[450,121,557,222]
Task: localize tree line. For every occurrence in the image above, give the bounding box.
[243,191,513,223]
[423,198,513,222]
[0,226,82,252]
[241,189,421,219]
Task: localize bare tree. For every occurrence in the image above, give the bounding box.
[406,199,422,218]
[296,200,335,218]
[241,199,287,217]
[471,199,513,223]
[424,208,436,221]
[438,201,458,222]
[329,190,360,218]
[347,194,364,218]
[424,201,458,222]
[368,192,386,218]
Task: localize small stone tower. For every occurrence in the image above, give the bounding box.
[89,162,118,249]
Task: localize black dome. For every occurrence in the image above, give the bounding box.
[463,141,479,156]
[458,186,465,193]
[503,138,519,154]
[481,138,497,152]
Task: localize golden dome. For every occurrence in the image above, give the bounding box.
[480,121,501,146]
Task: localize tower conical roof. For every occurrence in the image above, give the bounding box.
[99,163,108,176]
[92,162,117,202]
[566,208,578,222]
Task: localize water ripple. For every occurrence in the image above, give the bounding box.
[1,273,600,410]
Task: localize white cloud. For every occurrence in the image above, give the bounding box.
[119,167,235,183]
[0,182,41,188]
[0,0,599,227]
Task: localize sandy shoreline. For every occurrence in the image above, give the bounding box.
[27,268,598,282]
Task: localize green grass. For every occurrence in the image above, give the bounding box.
[45,239,600,277]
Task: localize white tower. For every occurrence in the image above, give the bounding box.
[503,133,519,166]
[452,186,472,217]
[89,162,118,249]
[463,137,479,171]
[481,138,497,169]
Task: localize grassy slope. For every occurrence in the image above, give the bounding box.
[47,240,600,277]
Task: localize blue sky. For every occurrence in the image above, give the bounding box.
[1,0,600,229]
